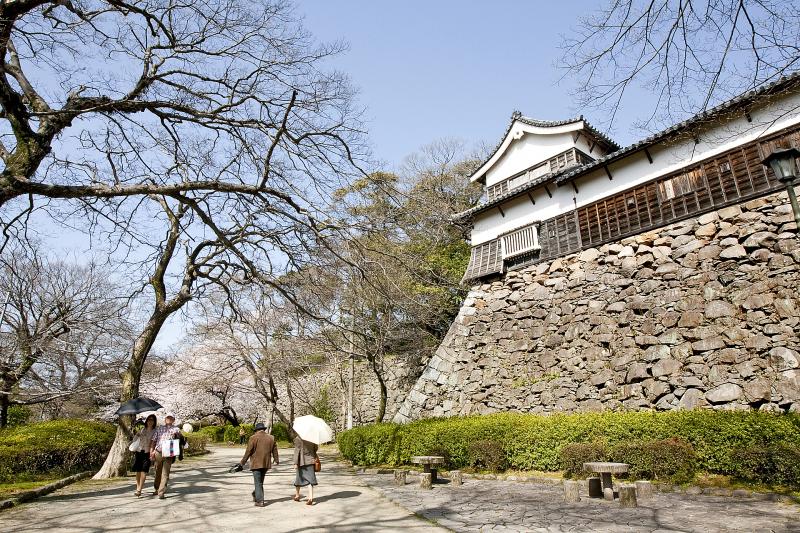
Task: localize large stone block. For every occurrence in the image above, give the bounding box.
[706,383,743,403]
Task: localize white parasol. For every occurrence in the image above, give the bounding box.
[292,415,334,445]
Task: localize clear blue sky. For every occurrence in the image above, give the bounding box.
[297,1,644,169]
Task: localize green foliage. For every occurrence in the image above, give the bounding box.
[224,424,254,443]
[0,419,115,481]
[197,425,225,443]
[611,438,697,483]
[6,405,32,427]
[309,386,336,423]
[271,422,291,443]
[560,442,609,478]
[184,433,209,456]
[338,411,800,485]
[732,442,800,487]
[468,439,507,471]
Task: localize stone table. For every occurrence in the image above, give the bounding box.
[584,462,629,498]
[411,455,445,483]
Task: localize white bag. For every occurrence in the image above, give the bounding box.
[161,438,181,457]
[128,434,143,452]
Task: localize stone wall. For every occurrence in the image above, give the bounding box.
[394,190,800,422]
[274,358,418,430]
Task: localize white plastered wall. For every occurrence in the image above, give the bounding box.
[470,91,800,247]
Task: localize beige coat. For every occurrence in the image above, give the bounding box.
[293,436,318,467]
[240,431,279,470]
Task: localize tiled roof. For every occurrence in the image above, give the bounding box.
[554,71,800,186]
[469,112,620,184]
[454,71,800,222]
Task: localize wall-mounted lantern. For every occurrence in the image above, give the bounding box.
[762,147,800,229]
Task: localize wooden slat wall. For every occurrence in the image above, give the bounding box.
[569,125,798,252]
[463,239,503,281]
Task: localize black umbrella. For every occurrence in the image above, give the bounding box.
[115,397,163,416]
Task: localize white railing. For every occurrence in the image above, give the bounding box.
[501,224,540,258]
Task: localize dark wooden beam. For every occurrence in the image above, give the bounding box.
[589,140,597,153]
[604,165,613,180]
[497,205,505,217]
[644,148,653,164]
[573,131,582,143]
[745,109,752,123]
[527,192,536,205]
[544,185,552,198]
[571,180,579,194]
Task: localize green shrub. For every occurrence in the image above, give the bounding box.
[612,438,697,483]
[224,423,254,443]
[271,422,291,443]
[0,419,115,481]
[468,439,507,471]
[732,443,800,487]
[184,433,209,456]
[337,411,800,482]
[560,442,608,478]
[7,406,32,427]
[197,425,225,443]
[309,386,336,423]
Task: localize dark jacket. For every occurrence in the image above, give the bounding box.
[293,436,318,467]
[240,431,279,470]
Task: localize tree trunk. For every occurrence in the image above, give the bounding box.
[93,308,174,479]
[0,387,9,428]
[369,355,387,423]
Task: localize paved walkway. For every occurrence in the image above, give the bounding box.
[0,446,446,533]
[361,471,800,533]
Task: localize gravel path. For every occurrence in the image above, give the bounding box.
[0,446,446,533]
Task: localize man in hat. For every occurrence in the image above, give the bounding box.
[238,422,279,507]
[149,414,182,499]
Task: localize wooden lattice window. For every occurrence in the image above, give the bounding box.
[463,239,503,281]
[657,168,704,202]
[487,180,509,201]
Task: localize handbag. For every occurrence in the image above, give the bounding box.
[128,434,143,452]
[161,438,181,458]
[314,456,321,473]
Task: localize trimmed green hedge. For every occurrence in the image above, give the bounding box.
[0,419,115,482]
[184,433,209,456]
[224,423,254,443]
[197,425,225,443]
[198,422,292,444]
[338,411,800,486]
[271,422,292,443]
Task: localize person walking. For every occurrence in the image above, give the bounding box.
[292,435,319,505]
[131,414,157,497]
[149,414,182,499]
[238,426,246,445]
[237,422,279,507]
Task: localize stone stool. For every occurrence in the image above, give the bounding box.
[450,470,463,486]
[394,470,407,486]
[588,477,602,498]
[619,484,638,507]
[563,480,581,503]
[420,472,432,490]
[635,480,653,499]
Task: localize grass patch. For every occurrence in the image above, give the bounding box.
[0,477,60,499]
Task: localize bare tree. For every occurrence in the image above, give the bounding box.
[0,244,127,427]
[0,0,366,475]
[562,0,800,129]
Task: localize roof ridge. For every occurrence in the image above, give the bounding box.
[469,112,619,183]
